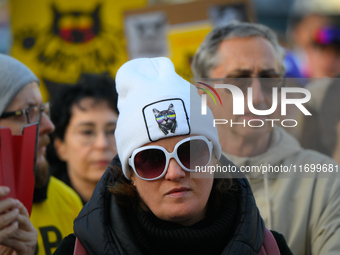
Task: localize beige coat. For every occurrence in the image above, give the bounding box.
[223,126,340,255]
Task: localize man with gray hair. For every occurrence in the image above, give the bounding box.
[0,54,83,255]
[192,22,340,255]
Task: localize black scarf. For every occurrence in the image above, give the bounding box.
[128,193,239,255]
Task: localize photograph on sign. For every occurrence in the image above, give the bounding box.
[209,3,248,27]
[125,11,169,59]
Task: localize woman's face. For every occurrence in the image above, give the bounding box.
[130,135,215,226]
[55,98,118,185]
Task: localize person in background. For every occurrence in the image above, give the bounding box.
[48,74,119,204]
[54,57,292,255]
[0,54,82,255]
[282,5,340,140]
[192,22,340,255]
[299,75,340,161]
[288,9,340,157]
[288,13,340,78]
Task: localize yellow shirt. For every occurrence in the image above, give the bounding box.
[30,176,83,255]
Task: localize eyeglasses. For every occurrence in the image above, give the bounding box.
[129,136,213,181]
[73,125,116,145]
[200,76,285,94]
[0,102,50,124]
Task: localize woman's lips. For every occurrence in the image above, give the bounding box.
[166,187,191,198]
[93,160,110,167]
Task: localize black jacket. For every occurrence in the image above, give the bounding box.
[54,155,292,255]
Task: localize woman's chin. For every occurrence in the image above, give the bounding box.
[157,204,207,226]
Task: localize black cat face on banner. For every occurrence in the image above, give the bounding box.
[52,4,101,43]
[153,103,177,135]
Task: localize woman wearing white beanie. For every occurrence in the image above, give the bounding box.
[54,57,292,255]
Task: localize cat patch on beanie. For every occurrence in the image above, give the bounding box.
[143,99,190,141]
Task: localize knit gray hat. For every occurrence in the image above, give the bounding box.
[115,57,221,179]
[0,54,39,115]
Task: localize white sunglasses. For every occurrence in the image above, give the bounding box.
[129,136,213,181]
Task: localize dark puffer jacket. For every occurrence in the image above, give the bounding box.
[54,155,291,255]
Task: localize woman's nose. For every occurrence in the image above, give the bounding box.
[164,158,186,181]
[93,131,110,149]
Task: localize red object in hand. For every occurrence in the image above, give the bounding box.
[0,123,38,215]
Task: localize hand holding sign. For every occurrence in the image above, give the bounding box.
[0,186,37,255]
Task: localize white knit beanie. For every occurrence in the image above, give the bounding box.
[115,57,221,179]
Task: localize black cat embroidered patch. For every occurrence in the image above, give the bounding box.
[143,99,190,141]
[153,103,177,135]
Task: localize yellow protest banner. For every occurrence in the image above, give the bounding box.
[168,21,213,81]
[11,0,147,101]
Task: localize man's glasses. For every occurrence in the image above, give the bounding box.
[200,76,285,94]
[72,125,116,145]
[0,102,50,124]
[129,136,212,181]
